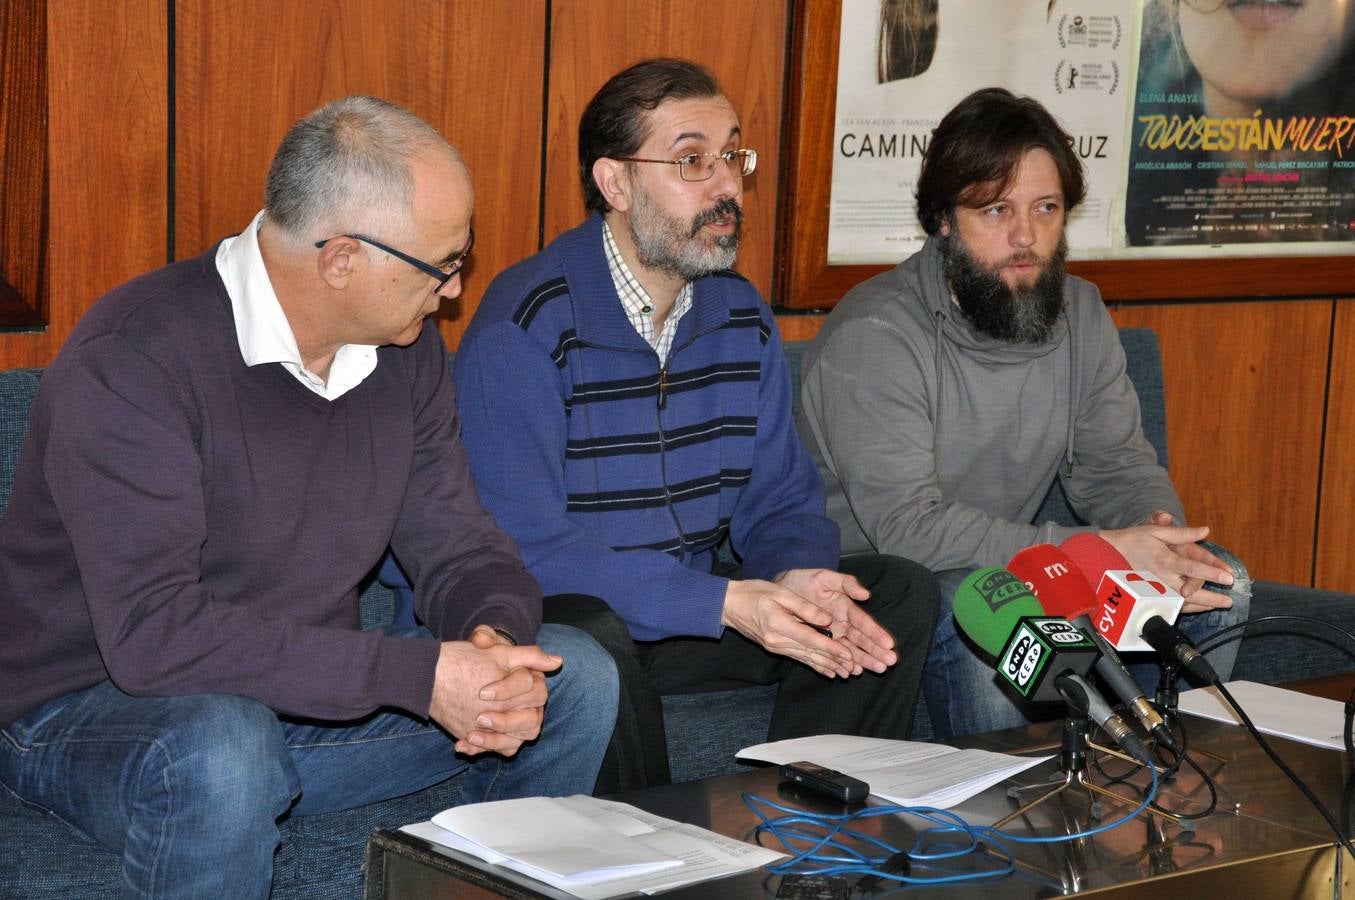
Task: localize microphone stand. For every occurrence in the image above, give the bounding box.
[1155,663,1229,775]
[996,711,1190,830]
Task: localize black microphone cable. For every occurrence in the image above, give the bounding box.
[1343,686,1355,842]
[1211,680,1355,860]
[1151,613,1355,713]
[1090,718,1221,822]
[1193,613,1355,664]
[1093,612,1355,826]
[1147,614,1355,854]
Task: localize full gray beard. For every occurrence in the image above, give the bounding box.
[941,233,1068,345]
[629,190,742,282]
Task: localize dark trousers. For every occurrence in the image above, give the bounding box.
[542,553,939,794]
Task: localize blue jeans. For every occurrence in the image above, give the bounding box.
[0,624,616,899]
[920,543,1252,739]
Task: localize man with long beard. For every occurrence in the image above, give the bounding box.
[393,59,939,792]
[797,87,1250,739]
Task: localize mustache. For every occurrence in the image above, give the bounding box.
[689,199,744,236]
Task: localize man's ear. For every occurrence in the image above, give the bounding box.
[938,217,952,238]
[592,158,631,213]
[315,237,359,289]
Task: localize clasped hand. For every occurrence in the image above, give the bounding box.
[428,624,561,757]
[721,568,897,678]
[1101,511,1236,614]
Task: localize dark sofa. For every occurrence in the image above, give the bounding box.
[3,329,1352,897]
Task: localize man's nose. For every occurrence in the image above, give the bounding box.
[1009,211,1035,248]
[705,158,741,201]
[436,271,463,301]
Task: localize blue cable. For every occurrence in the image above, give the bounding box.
[743,751,1161,887]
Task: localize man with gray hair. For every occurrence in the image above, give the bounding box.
[0,96,617,896]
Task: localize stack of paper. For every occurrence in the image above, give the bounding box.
[738,734,1050,808]
[1178,680,1348,751]
[402,794,785,899]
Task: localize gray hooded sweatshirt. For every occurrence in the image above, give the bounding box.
[796,235,1184,571]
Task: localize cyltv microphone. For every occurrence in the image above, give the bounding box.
[951,567,1098,705]
[1062,533,1217,683]
[1058,534,1185,652]
[1054,672,1149,760]
[1012,545,1176,749]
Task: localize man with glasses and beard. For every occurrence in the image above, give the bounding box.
[797,87,1250,739]
[416,59,939,792]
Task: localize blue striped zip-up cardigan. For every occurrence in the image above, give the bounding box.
[452,214,840,641]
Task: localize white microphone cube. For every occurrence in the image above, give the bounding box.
[1093,570,1184,652]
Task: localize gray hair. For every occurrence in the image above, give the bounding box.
[263,95,455,243]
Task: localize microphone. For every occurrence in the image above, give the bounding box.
[1011,545,1176,749]
[1007,543,1098,618]
[951,567,1099,705]
[1060,532,1131,577]
[1062,533,1218,683]
[1141,616,1220,684]
[1058,535,1185,653]
[1054,672,1149,760]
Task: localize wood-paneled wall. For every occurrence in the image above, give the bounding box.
[1319,303,1355,590]
[1108,301,1332,586]
[0,0,168,369]
[7,1,1355,590]
[173,1,546,350]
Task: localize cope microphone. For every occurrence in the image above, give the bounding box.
[1010,544,1176,749]
[951,567,1098,705]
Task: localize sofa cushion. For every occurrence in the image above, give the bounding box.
[0,368,41,520]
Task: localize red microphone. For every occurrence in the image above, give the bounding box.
[1007,544,1098,619]
[1058,534,1183,652]
[1013,542,1178,744]
[1060,532,1130,581]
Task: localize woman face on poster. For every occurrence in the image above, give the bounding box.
[1174,0,1355,116]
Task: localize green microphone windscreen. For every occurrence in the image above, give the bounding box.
[951,566,1044,659]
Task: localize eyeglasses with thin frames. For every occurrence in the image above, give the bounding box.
[313,228,474,290]
[614,148,757,183]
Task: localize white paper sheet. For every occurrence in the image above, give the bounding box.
[1178,681,1348,751]
[404,794,784,899]
[737,734,1050,809]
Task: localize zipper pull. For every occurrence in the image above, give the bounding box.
[657,368,668,410]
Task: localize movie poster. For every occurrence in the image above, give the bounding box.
[1126,0,1355,246]
[827,0,1135,263]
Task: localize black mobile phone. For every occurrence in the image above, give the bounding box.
[778,760,869,803]
[775,872,852,899]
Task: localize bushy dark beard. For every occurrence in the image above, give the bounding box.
[941,232,1069,344]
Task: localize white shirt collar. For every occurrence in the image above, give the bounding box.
[215,210,377,400]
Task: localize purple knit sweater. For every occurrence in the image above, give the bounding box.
[0,247,541,728]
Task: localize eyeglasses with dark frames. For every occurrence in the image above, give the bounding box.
[614,148,757,183]
[313,228,474,290]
